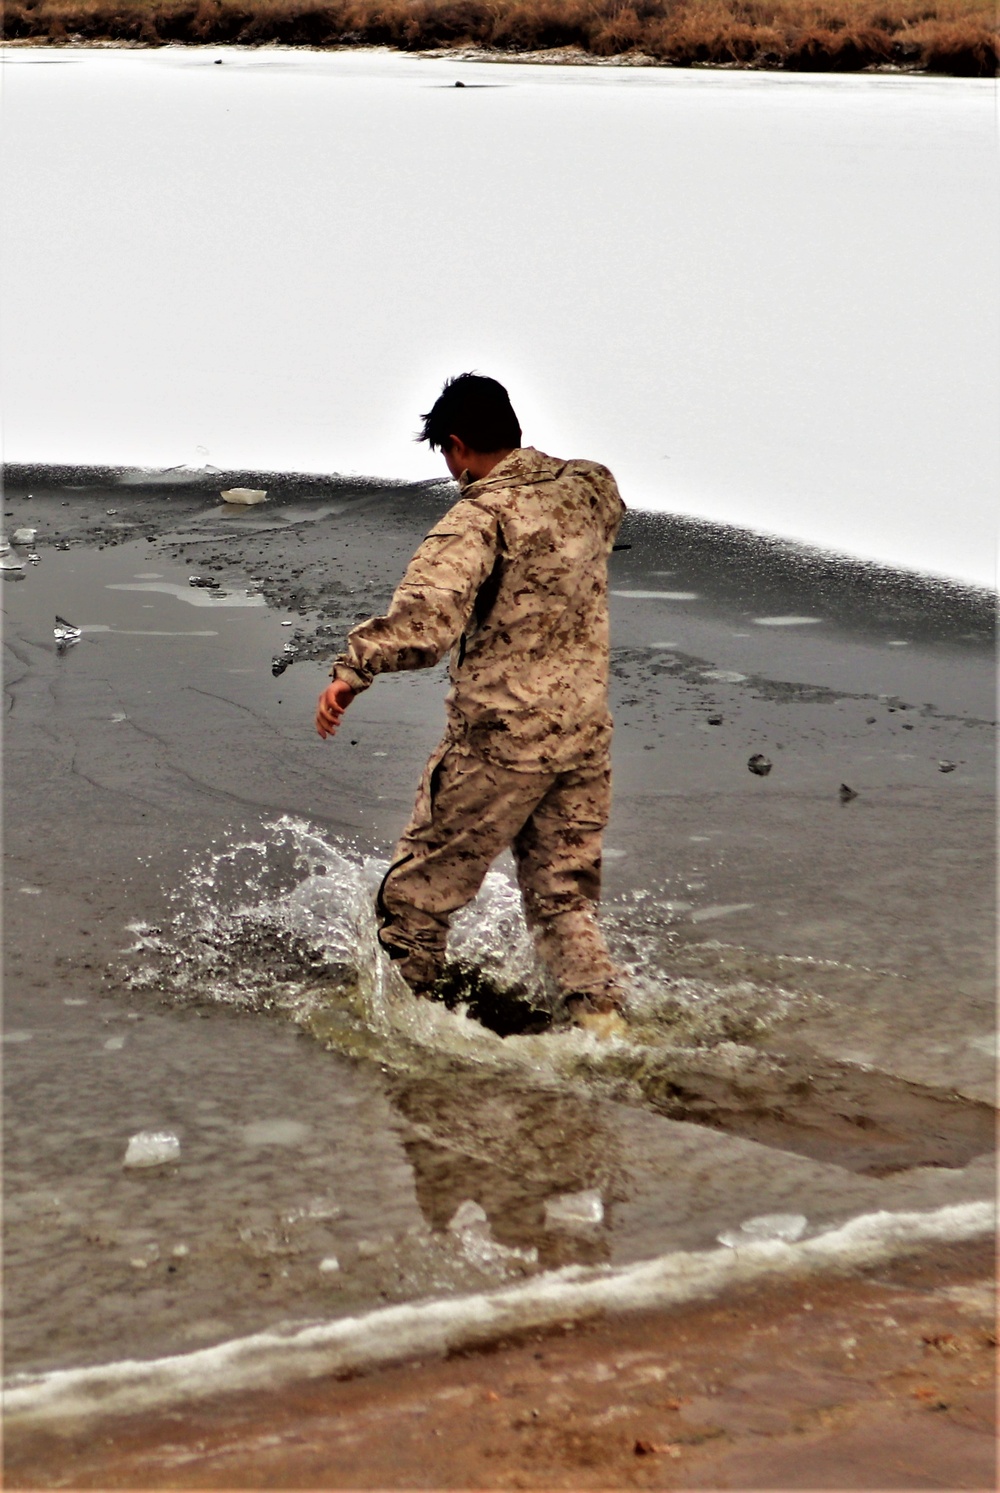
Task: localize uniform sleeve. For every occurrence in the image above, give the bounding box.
[330,500,500,693]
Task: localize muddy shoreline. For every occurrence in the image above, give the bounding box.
[2,472,994,1417]
[6,1238,996,1489]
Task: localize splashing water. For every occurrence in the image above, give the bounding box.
[125,817,813,1115]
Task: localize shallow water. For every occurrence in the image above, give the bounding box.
[2,48,997,584]
[2,487,994,1378]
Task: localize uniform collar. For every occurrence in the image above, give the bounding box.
[459,447,567,495]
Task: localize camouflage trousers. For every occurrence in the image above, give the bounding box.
[376,739,623,1006]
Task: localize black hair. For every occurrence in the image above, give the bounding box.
[418,373,522,453]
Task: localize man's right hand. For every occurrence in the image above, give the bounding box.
[316,679,356,739]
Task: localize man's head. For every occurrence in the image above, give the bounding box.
[419,373,522,481]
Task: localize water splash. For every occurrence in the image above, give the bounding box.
[124,817,814,1119]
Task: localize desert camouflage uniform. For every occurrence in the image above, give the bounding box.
[330,447,626,1009]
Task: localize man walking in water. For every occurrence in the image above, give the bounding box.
[315,374,627,1033]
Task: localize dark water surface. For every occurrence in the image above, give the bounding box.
[3,479,994,1378]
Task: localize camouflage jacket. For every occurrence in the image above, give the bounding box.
[330,447,626,772]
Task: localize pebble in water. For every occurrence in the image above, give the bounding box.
[123,1131,181,1169]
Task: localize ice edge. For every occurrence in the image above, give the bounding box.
[3,1199,993,1427]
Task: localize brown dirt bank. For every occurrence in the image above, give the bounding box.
[4,0,998,77]
[6,1238,996,1490]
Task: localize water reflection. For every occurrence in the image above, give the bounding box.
[387,1062,625,1268]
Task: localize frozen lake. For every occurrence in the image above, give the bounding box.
[2,47,996,586]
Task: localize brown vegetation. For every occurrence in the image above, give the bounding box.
[4,0,997,74]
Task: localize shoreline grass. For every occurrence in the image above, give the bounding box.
[4,0,997,75]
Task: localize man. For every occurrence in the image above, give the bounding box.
[315,373,627,1034]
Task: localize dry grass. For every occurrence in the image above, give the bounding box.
[4,0,997,74]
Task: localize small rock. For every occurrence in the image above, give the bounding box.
[865,716,877,724]
[839,783,858,802]
[319,1255,341,1273]
[938,760,956,773]
[271,658,288,677]
[747,753,772,777]
[707,714,723,726]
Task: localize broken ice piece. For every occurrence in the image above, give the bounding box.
[448,1199,490,1234]
[271,657,289,677]
[123,1131,180,1169]
[188,575,220,589]
[747,753,772,777]
[318,1255,341,1273]
[543,1189,604,1230]
[717,1212,807,1248]
[54,615,82,650]
[220,488,267,505]
[28,552,40,564]
[12,527,37,545]
[938,761,957,773]
[740,1212,807,1241]
[1,553,26,571]
[0,534,9,553]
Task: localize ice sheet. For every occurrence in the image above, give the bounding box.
[1,49,996,585]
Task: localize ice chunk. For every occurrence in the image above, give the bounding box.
[544,1189,604,1230]
[221,488,267,505]
[13,527,37,545]
[740,1213,808,1241]
[123,1131,181,1168]
[318,1255,341,1273]
[717,1212,807,1248]
[448,1200,490,1234]
[2,553,26,571]
[54,615,82,651]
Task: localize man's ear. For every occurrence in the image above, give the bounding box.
[448,434,470,464]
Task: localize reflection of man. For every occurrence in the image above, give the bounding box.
[387,1066,622,1268]
[316,374,627,1033]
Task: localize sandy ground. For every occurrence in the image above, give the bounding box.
[5,1239,996,1490]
